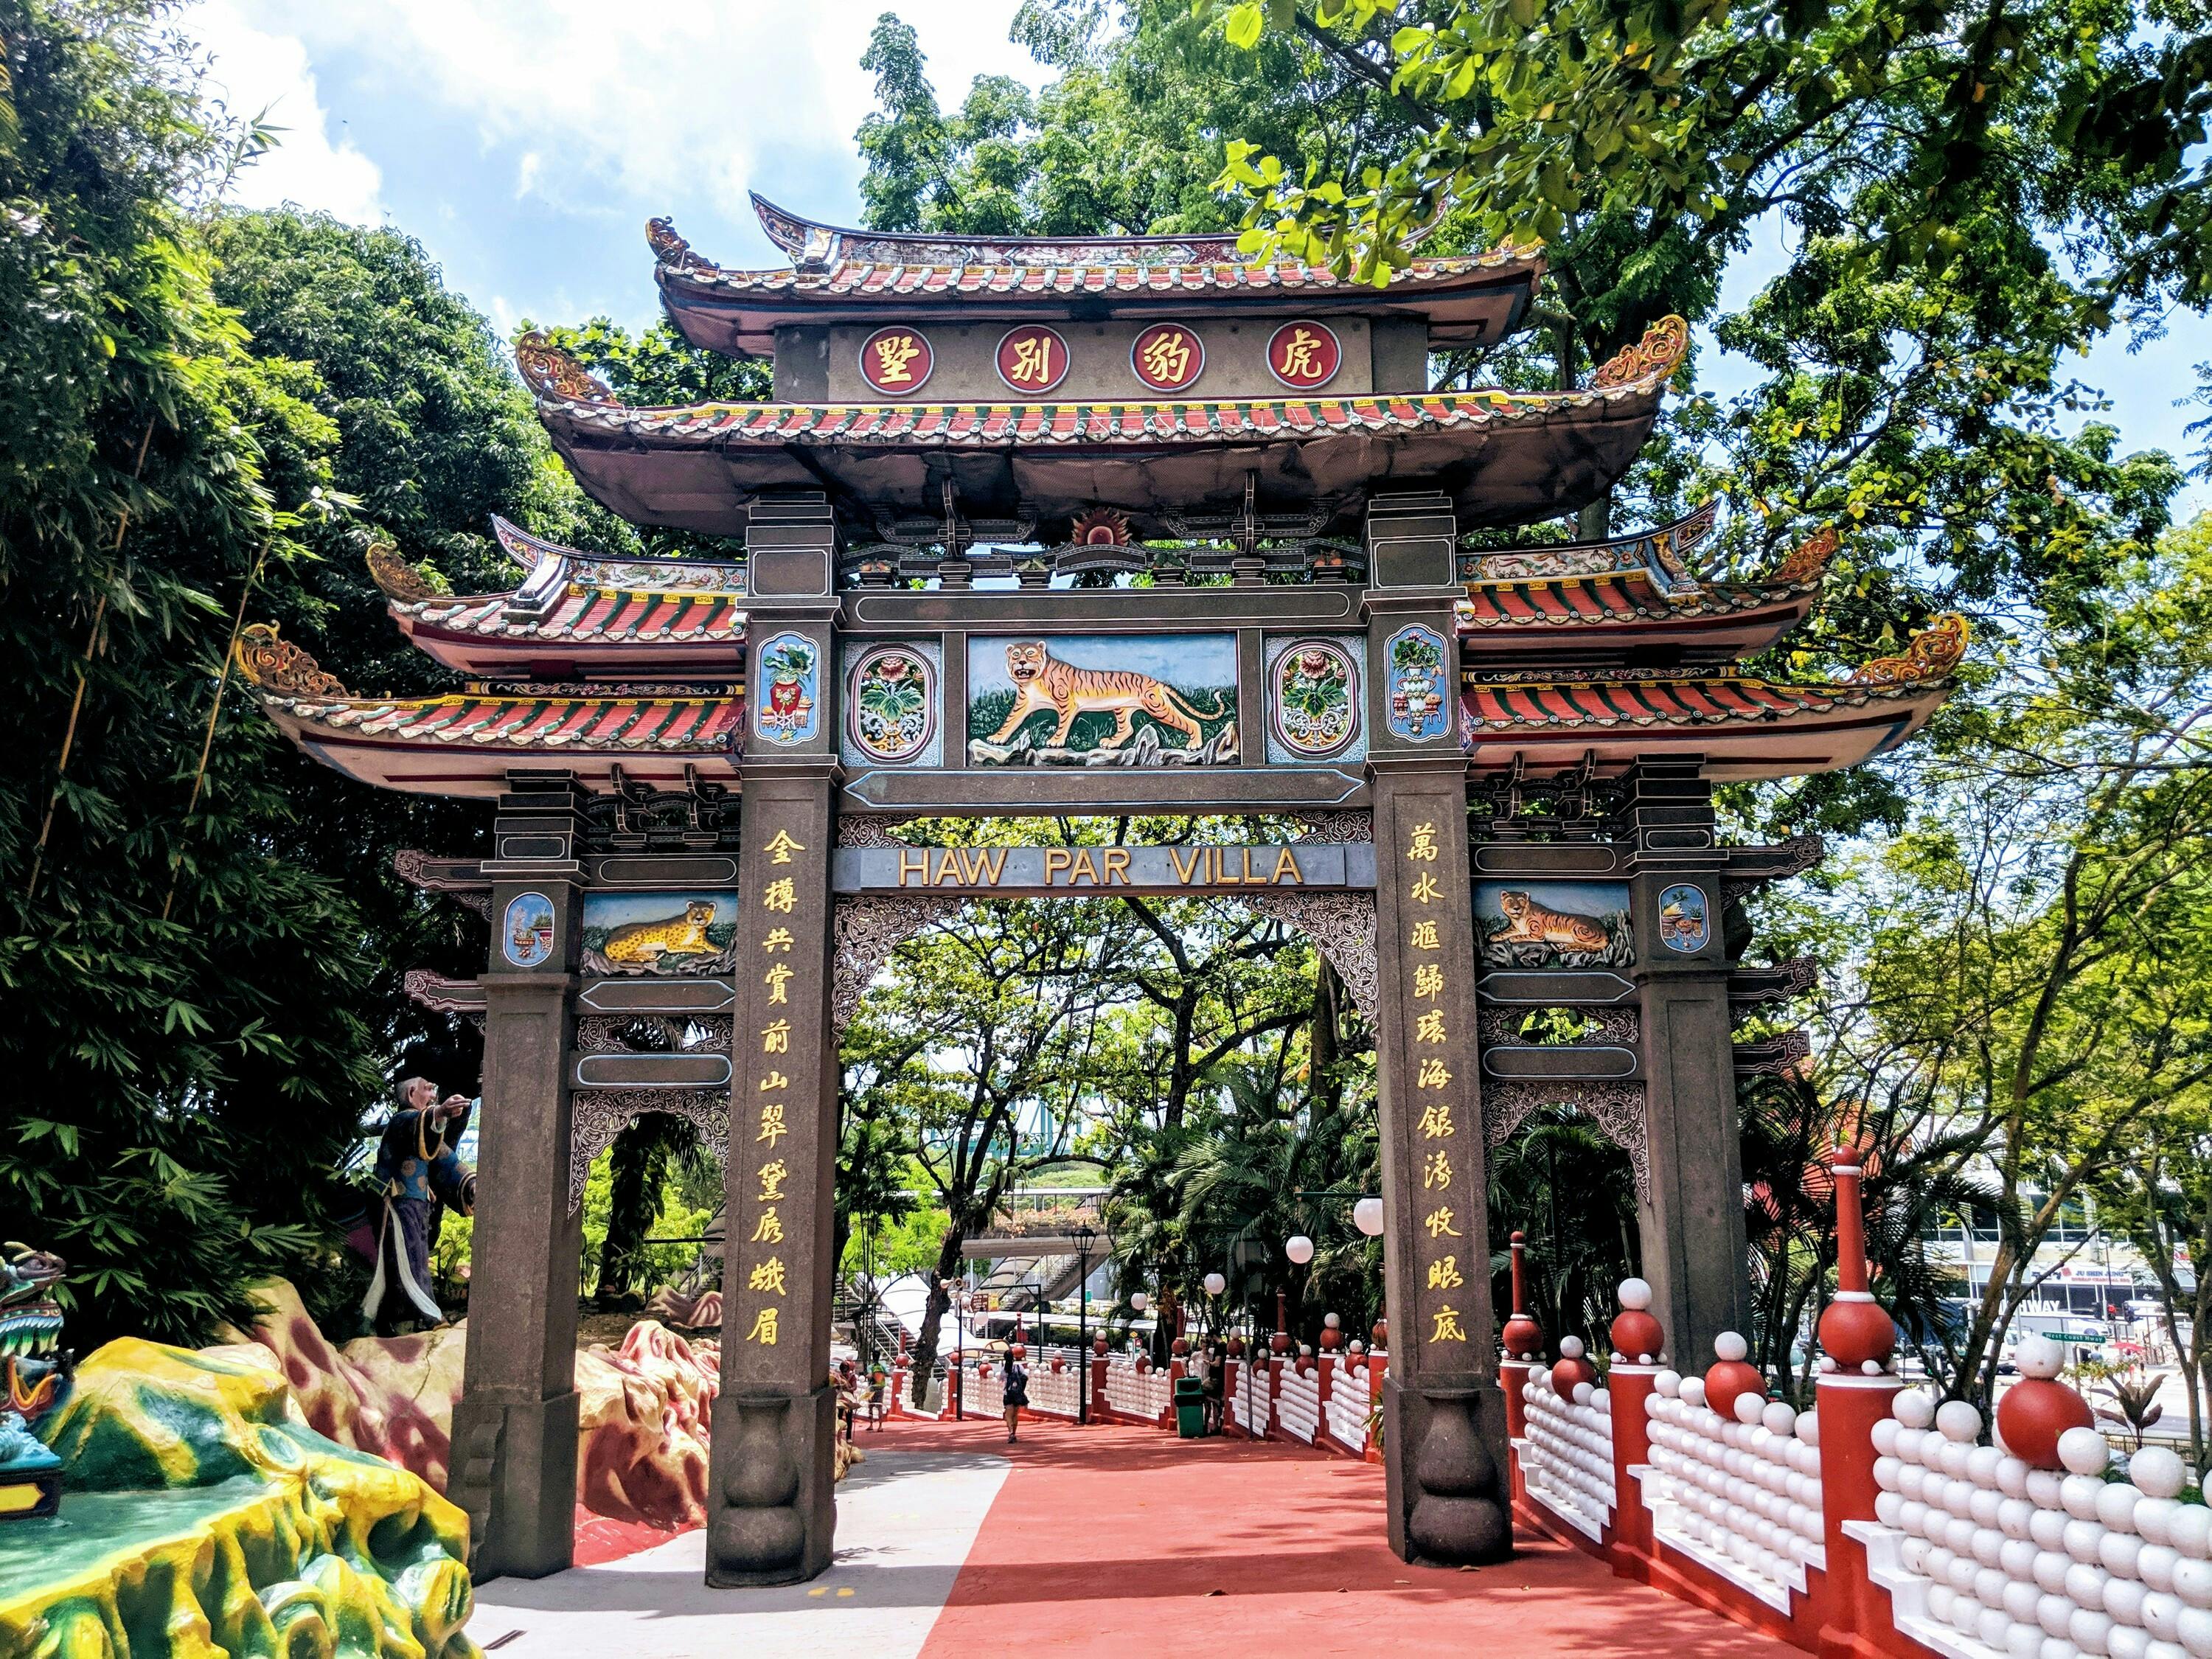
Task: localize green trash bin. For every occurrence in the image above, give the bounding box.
[1174,1375,1207,1438]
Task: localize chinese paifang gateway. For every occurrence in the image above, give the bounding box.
[240,189,1965,1588]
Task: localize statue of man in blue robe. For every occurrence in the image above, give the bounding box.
[362,1077,476,1331]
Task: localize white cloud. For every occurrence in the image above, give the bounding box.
[212,2,1048,239]
[187,0,386,224]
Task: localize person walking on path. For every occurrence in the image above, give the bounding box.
[1002,1350,1029,1443]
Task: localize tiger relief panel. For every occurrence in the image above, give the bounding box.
[965,633,1237,767]
[1474,880,1635,970]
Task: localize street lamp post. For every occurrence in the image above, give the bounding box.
[1071,1222,1096,1425]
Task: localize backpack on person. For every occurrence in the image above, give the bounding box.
[1003,1362,1029,1408]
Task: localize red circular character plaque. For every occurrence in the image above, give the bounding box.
[1266,320,1342,389]
[995,324,1071,394]
[1129,322,1204,392]
[857,326,934,396]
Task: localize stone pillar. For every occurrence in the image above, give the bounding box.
[708,501,844,1587]
[1365,507,1512,1565]
[707,764,839,1585]
[451,771,587,1580]
[1623,761,1751,1371]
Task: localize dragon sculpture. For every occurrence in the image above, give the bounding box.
[0,1242,70,1519]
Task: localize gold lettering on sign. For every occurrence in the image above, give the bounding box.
[1102,848,1132,885]
[1167,846,1203,884]
[1070,849,1099,885]
[899,849,928,885]
[1043,849,1072,884]
[963,848,1007,884]
[1273,849,1303,883]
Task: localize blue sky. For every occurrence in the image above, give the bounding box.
[189,1,2206,519]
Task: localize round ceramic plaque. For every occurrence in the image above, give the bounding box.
[995,324,1071,395]
[1266,320,1343,389]
[858,326,934,396]
[1129,322,1204,392]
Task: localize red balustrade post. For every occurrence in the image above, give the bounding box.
[1814,1150,1903,1659]
[1605,1275,1667,1574]
[1500,1231,1545,1466]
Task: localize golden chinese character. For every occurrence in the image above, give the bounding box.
[1422,1149,1453,1189]
[1427,1255,1465,1290]
[1008,333,1054,386]
[1430,1304,1468,1343]
[1138,329,1193,385]
[1410,873,1441,904]
[763,877,796,914]
[1410,919,1440,950]
[761,1018,791,1054]
[750,1208,784,1245]
[764,829,806,865]
[759,1071,788,1092]
[1424,1205,1462,1239]
[1415,1010,1447,1045]
[747,1307,781,1344]
[1413,964,1444,999]
[871,334,922,385]
[759,1103,788,1145]
[757,1159,789,1201]
[762,928,793,953]
[1276,326,1324,381]
[1407,823,1439,862]
[1416,1057,1452,1090]
[765,963,793,1005]
[748,1256,789,1295]
[1418,1103,1455,1140]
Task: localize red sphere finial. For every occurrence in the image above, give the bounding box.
[1818,1148,1896,1370]
[1610,1277,1665,1364]
[1551,1334,1597,1399]
[1502,1231,1545,1359]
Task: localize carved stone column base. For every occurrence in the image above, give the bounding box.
[451,1391,580,1581]
[706,1385,837,1585]
[1382,1376,1514,1565]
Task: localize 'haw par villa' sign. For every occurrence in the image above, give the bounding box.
[236,189,1966,1587]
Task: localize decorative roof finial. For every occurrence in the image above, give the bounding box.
[1816,1148,1896,1372]
[1769,524,1841,588]
[1847,613,1969,687]
[364,540,445,602]
[513,331,619,408]
[646,215,694,269]
[1593,315,1690,389]
[235,623,351,700]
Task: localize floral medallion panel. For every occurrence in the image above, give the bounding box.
[1475,880,1635,969]
[1384,624,1452,742]
[753,631,821,746]
[841,640,942,768]
[580,890,739,977]
[501,891,556,968]
[1265,636,1365,764]
[1658,883,1711,953]
[967,633,1237,766]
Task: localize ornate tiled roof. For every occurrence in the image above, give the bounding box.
[523,320,1680,535]
[1461,672,1916,728]
[529,379,1641,445]
[653,199,1545,356]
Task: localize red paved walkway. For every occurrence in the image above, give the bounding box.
[872,1413,1799,1659]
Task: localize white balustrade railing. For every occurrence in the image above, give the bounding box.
[1026,1354,1082,1418]
[1234,1360,1271,1434]
[1856,1394,2211,1659]
[1101,1360,1170,1422]
[1276,1363,1322,1444]
[1520,1365,1617,1543]
[1326,1360,1374,1453]
[1643,1370,1825,1610]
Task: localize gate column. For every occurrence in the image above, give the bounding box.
[709,499,841,1586]
[1622,761,1752,1368]
[1366,494,1512,1566]
[451,771,587,1580]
